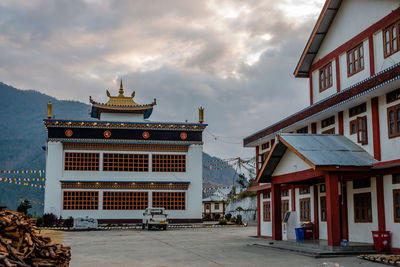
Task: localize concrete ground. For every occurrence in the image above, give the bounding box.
[45,226,382,267]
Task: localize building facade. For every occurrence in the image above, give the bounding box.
[202,195,226,219]
[44,82,206,223]
[244,0,400,253]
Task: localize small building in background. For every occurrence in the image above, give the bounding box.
[202,193,227,220]
[43,81,207,223]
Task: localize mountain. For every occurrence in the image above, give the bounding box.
[0,82,238,215]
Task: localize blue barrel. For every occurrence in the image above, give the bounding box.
[295,228,305,241]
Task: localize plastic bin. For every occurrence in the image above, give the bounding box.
[372,231,391,251]
[295,228,305,242]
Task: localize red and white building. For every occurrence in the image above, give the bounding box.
[244,0,400,253]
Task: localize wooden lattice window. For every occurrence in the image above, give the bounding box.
[383,20,400,58]
[347,43,364,76]
[297,126,308,134]
[263,201,271,222]
[63,191,98,210]
[103,153,149,172]
[64,152,99,171]
[152,192,185,210]
[152,154,186,172]
[321,116,335,128]
[319,62,333,92]
[357,116,368,145]
[281,200,289,220]
[281,189,289,197]
[103,191,148,210]
[388,104,400,138]
[394,189,400,223]
[299,187,310,195]
[349,103,367,117]
[261,142,270,150]
[350,120,357,135]
[214,203,219,210]
[322,128,335,134]
[263,192,270,199]
[387,88,400,104]
[300,198,311,221]
[353,178,371,189]
[354,192,372,223]
[320,196,327,222]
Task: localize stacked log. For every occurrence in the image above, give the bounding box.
[0,210,71,267]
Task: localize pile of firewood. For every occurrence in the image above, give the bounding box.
[0,210,71,266]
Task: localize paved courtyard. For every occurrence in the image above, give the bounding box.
[47,226,381,267]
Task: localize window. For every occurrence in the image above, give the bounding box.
[320,196,327,222]
[320,184,326,193]
[297,126,308,134]
[64,152,99,171]
[354,192,372,223]
[387,88,400,104]
[322,128,335,134]
[393,174,400,184]
[349,103,367,117]
[281,200,289,220]
[152,192,185,210]
[63,191,98,210]
[383,20,400,58]
[357,116,368,145]
[103,153,149,172]
[263,202,271,222]
[394,189,400,223]
[388,104,400,138]
[152,154,186,172]
[300,198,311,221]
[281,189,289,197]
[299,187,310,195]
[263,192,270,199]
[103,192,148,210]
[319,62,333,92]
[347,43,364,76]
[321,116,335,128]
[353,178,371,189]
[214,203,219,210]
[350,120,357,135]
[261,142,270,150]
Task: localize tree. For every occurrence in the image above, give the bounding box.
[16,199,32,215]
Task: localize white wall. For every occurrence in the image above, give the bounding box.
[272,150,311,176]
[260,193,272,237]
[314,0,398,61]
[383,174,400,249]
[100,112,145,122]
[44,142,204,220]
[378,95,400,162]
[318,185,328,240]
[347,177,378,243]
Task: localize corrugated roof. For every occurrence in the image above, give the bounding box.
[280,134,377,166]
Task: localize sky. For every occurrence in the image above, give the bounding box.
[0,0,325,160]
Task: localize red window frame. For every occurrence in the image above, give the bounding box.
[320,196,327,222]
[394,189,400,223]
[319,62,333,92]
[300,198,311,222]
[263,201,271,222]
[357,116,368,145]
[103,191,148,210]
[347,43,364,76]
[383,20,400,58]
[388,104,400,138]
[64,152,99,171]
[63,191,99,210]
[152,192,186,210]
[281,200,289,220]
[152,154,186,172]
[354,192,372,223]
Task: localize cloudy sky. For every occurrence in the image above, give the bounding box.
[0,0,325,160]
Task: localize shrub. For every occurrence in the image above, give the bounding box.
[218,219,227,225]
[230,217,236,223]
[203,214,211,221]
[236,215,243,225]
[214,214,221,220]
[225,213,232,221]
[36,217,44,227]
[63,216,74,228]
[42,213,57,227]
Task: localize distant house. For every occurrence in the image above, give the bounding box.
[43,81,207,223]
[202,194,227,219]
[244,0,400,253]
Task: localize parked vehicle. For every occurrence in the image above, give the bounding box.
[142,208,168,230]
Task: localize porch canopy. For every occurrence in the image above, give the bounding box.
[257,133,377,183]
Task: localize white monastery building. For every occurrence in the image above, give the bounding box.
[244,0,400,253]
[43,82,207,223]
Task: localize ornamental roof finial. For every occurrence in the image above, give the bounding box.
[119,79,124,96]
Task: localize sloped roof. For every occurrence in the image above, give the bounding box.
[294,0,342,77]
[257,133,377,183]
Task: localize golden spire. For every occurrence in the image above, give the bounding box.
[119,80,124,96]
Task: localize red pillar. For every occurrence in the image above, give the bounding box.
[256,146,260,175]
[369,34,375,76]
[325,172,341,246]
[257,192,261,236]
[291,186,296,211]
[313,185,319,239]
[340,181,349,240]
[311,123,317,134]
[376,175,386,231]
[371,97,381,161]
[309,73,313,105]
[338,111,344,135]
[335,56,341,92]
[271,184,282,240]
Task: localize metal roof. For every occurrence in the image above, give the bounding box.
[257,133,377,183]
